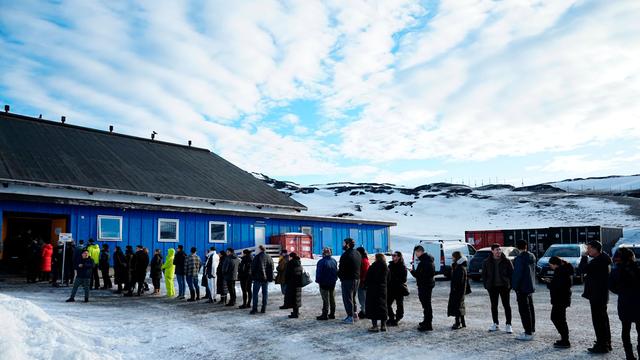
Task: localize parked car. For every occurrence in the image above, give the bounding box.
[612,244,640,267]
[468,246,519,281]
[412,240,476,279]
[536,244,587,282]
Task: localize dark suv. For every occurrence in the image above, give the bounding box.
[468,246,519,281]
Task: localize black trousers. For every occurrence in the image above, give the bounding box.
[90,266,100,289]
[488,286,512,325]
[621,321,640,354]
[100,267,112,288]
[226,279,237,303]
[388,293,404,321]
[418,286,433,325]
[589,300,611,346]
[152,276,161,291]
[516,292,535,335]
[240,278,252,306]
[551,304,569,341]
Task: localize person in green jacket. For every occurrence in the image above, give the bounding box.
[86,239,101,290]
[162,248,176,297]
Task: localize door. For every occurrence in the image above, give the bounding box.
[254,226,266,247]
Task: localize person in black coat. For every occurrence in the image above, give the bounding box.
[238,249,253,309]
[26,239,41,283]
[150,249,163,295]
[387,251,408,326]
[123,245,134,294]
[284,252,303,318]
[113,246,126,293]
[223,248,240,307]
[99,244,112,289]
[216,251,228,304]
[366,253,389,332]
[609,247,640,360]
[127,245,149,297]
[410,245,435,331]
[250,245,274,314]
[482,244,514,332]
[173,245,187,299]
[579,240,612,354]
[63,242,75,285]
[448,251,468,330]
[338,238,361,323]
[51,242,64,287]
[544,256,574,349]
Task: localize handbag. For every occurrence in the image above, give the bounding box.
[401,283,410,296]
[201,273,207,287]
[301,270,312,287]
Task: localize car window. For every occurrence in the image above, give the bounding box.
[544,247,580,258]
[467,244,476,256]
[473,251,491,260]
[507,249,520,257]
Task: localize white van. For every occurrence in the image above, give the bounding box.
[412,240,476,278]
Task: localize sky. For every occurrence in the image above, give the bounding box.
[1,0,639,187]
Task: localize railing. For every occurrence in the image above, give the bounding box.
[234,244,282,258]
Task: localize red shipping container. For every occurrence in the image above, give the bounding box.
[270,233,314,259]
[465,230,505,249]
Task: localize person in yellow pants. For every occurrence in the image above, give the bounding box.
[162,248,176,297]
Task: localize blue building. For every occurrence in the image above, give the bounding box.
[0,110,394,269]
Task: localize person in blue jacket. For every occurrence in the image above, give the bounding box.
[316,247,338,320]
[66,250,94,303]
[512,239,536,341]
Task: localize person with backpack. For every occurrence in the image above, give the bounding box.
[366,253,389,332]
[99,244,112,290]
[579,240,612,353]
[250,245,274,314]
[411,245,435,331]
[315,247,338,320]
[238,249,253,309]
[543,256,574,349]
[482,244,514,333]
[387,251,408,327]
[173,245,187,299]
[338,238,361,324]
[512,240,537,341]
[609,247,640,359]
[162,248,176,297]
[283,252,303,319]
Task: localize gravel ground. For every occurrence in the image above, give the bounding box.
[0,276,631,359]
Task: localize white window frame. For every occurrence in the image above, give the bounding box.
[209,221,228,243]
[158,218,179,243]
[97,215,123,241]
[301,226,312,235]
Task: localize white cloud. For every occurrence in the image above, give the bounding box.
[373,169,447,186]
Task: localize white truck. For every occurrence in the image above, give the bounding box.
[412,239,476,278]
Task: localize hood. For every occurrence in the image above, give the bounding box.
[207,250,216,257]
[456,256,468,265]
[167,248,175,257]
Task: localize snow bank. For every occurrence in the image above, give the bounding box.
[0,294,119,360]
[552,175,640,192]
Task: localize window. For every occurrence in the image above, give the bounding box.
[301,226,312,236]
[158,219,179,242]
[98,215,122,241]
[209,221,227,243]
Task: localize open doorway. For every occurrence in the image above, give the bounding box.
[1,212,68,274]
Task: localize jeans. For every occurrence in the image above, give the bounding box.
[340,279,359,317]
[418,285,433,325]
[240,278,252,306]
[176,274,186,297]
[488,286,512,325]
[357,287,366,315]
[388,293,404,321]
[516,292,535,335]
[551,304,569,341]
[252,281,269,311]
[70,277,90,300]
[589,300,611,346]
[320,287,336,315]
[186,275,199,298]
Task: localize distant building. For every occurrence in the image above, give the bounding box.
[0,111,394,270]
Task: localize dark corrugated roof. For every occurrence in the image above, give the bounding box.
[0,112,306,210]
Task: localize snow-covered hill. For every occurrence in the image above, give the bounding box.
[551,174,640,194]
[253,173,640,243]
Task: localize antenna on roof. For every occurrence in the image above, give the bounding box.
[109,125,114,133]
[151,131,157,140]
[3,105,9,113]
[188,140,192,147]
[61,116,66,124]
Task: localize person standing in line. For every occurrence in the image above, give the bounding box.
[387,251,408,327]
[366,253,389,332]
[186,247,201,302]
[338,238,362,324]
[250,245,274,315]
[51,241,63,287]
[99,244,112,290]
[216,251,228,304]
[63,241,75,286]
[356,247,370,320]
[128,245,149,297]
[448,251,468,330]
[411,245,435,332]
[173,245,187,299]
[609,247,640,360]
[66,250,93,303]
[203,247,218,303]
[40,241,53,282]
[276,249,289,308]
[482,244,514,333]
[86,239,101,290]
[543,256,574,349]
[123,245,134,295]
[223,248,240,307]
[284,252,303,319]
[113,246,126,293]
[150,249,163,295]
[315,247,338,321]
[579,240,612,354]
[512,240,537,341]
[162,248,176,297]
[238,249,253,309]
[27,239,40,283]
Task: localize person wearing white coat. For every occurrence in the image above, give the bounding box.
[203,247,218,303]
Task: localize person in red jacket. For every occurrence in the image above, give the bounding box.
[356,247,370,319]
[41,242,53,282]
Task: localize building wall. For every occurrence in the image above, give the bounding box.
[0,200,390,263]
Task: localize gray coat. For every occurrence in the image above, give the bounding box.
[222,254,240,281]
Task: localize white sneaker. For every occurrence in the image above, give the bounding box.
[515,333,534,341]
[488,323,499,332]
[504,324,513,334]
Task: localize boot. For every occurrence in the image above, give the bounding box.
[380,320,387,332]
[187,290,196,302]
[84,297,89,303]
[260,305,266,314]
[317,311,328,321]
[452,317,463,330]
[65,297,75,302]
[288,307,299,318]
[328,311,335,319]
[460,316,466,328]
